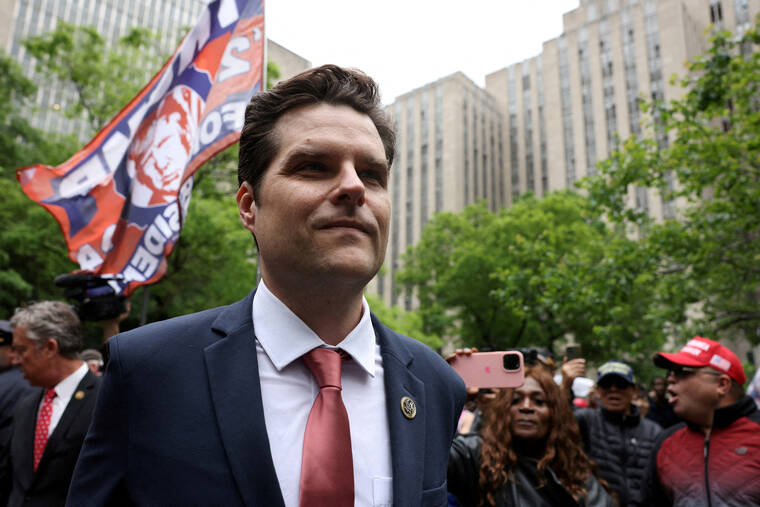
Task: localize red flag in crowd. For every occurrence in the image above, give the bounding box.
[17,0,264,296]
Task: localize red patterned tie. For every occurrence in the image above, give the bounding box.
[33,388,57,471]
[299,348,354,507]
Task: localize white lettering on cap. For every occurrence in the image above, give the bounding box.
[682,346,703,356]
[686,339,710,351]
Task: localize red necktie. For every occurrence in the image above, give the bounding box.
[33,388,57,471]
[299,348,354,507]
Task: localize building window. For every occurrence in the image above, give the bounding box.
[578,28,597,177]
[420,90,429,227]
[508,66,520,199]
[600,20,618,156]
[463,93,470,205]
[537,59,549,194]
[558,36,576,187]
[522,62,535,193]
[390,103,402,306]
[405,97,415,248]
[435,83,443,212]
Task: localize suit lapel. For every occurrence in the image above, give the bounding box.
[374,315,426,507]
[15,389,43,488]
[204,292,285,507]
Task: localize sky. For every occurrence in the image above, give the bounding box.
[266,0,581,104]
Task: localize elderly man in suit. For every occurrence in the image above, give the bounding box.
[68,65,466,506]
[0,301,100,506]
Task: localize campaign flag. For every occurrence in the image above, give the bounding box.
[16,0,264,296]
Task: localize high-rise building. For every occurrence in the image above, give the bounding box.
[369,72,505,309]
[372,0,759,308]
[0,0,209,138]
[486,0,759,217]
[0,0,309,139]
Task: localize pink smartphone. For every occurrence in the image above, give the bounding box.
[450,351,525,389]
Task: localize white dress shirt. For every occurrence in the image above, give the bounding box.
[38,361,88,436]
[253,281,393,507]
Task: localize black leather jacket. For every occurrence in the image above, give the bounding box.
[575,405,662,507]
[448,434,615,507]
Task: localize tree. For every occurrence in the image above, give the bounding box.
[0,52,79,316]
[365,294,442,349]
[397,192,667,363]
[1,24,263,334]
[23,23,163,134]
[582,21,760,343]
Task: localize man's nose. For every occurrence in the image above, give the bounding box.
[332,163,365,205]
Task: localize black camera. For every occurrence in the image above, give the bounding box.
[54,273,127,321]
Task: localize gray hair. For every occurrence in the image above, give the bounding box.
[10,301,82,359]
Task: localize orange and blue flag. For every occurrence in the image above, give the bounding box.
[17,0,264,296]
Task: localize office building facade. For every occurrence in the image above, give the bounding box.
[0,0,309,139]
[371,0,759,308]
[486,0,759,216]
[369,72,505,309]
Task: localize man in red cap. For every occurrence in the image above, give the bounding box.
[642,336,760,506]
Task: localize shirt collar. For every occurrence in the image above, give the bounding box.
[53,361,88,399]
[252,281,377,376]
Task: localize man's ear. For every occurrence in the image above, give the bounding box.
[716,373,733,398]
[43,338,59,358]
[237,182,257,233]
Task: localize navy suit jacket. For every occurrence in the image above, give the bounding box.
[67,290,466,506]
[1,370,100,507]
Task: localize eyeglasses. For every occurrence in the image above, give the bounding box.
[667,365,722,380]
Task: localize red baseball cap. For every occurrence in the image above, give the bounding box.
[653,336,746,385]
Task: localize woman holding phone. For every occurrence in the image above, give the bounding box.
[448,366,614,507]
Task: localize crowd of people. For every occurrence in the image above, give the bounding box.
[0,64,759,506]
[447,338,760,506]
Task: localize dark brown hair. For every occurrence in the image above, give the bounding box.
[478,367,602,506]
[237,64,395,200]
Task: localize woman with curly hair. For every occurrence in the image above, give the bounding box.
[448,366,615,507]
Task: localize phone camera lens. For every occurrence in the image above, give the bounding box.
[503,353,521,371]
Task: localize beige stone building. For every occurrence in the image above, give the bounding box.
[0,0,308,139]
[486,0,760,217]
[369,72,505,309]
[371,0,759,309]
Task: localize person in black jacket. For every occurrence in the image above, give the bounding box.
[449,366,614,507]
[575,360,662,507]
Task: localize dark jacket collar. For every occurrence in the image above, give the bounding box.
[601,404,641,427]
[713,395,758,428]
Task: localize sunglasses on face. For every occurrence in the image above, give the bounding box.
[667,365,721,380]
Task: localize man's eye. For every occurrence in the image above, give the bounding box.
[299,162,327,172]
[361,170,385,183]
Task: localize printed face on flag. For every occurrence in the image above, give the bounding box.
[17,0,264,296]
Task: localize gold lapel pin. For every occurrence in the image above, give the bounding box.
[74,390,85,400]
[400,396,417,420]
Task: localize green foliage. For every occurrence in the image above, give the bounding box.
[365,294,442,349]
[581,20,760,344]
[1,24,263,332]
[129,195,257,324]
[0,178,77,316]
[266,60,281,90]
[398,192,667,363]
[23,23,163,134]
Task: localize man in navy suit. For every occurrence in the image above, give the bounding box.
[67,65,466,506]
[0,301,100,506]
